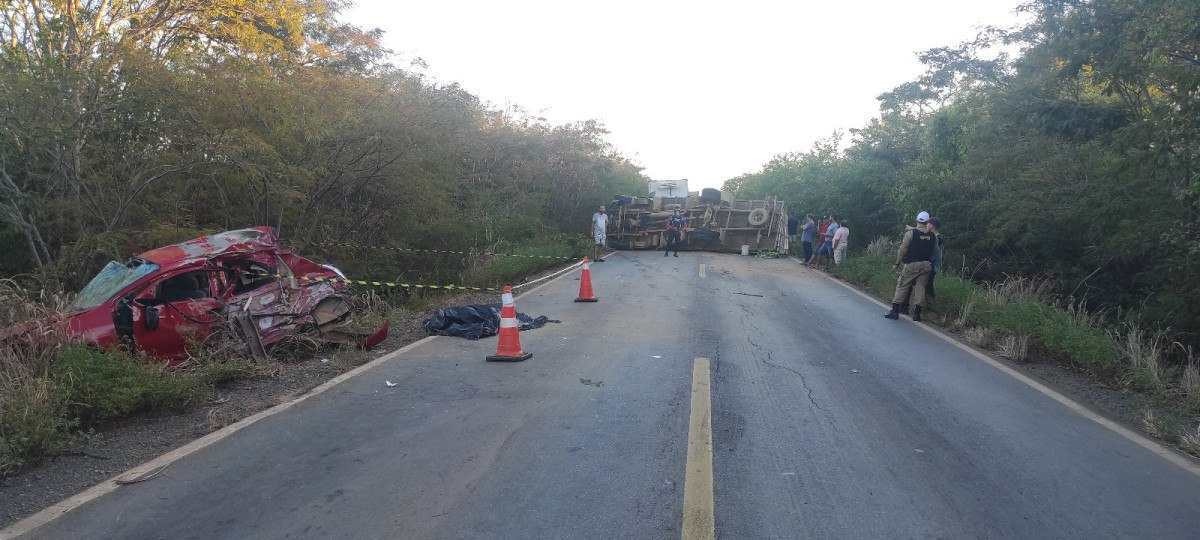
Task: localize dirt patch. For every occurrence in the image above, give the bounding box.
[0,277,549,528]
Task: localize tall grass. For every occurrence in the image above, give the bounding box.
[828,249,1186,394]
[864,235,897,257]
[1175,344,1200,411]
[0,284,225,475]
[461,233,589,288]
[1113,324,1167,393]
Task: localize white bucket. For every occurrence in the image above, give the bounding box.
[740,245,750,256]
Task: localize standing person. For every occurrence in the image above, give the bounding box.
[926,217,944,300]
[663,210,686,257]
[800,214,816,265]
[591,205,608,262]
[832,219,850,265]
[816,215,839,268]
[884,211,936,322]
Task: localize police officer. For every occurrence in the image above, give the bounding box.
[884,211,937,322]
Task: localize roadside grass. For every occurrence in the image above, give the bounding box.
[51,346,204,424]
[0,283,256,476]
[1,340,233,475]
[462,233,590,288]
[829,242,1200,448]
[354,233,589,311]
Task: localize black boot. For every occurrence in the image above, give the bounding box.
[912,306,923,322]
[884,303,901,319]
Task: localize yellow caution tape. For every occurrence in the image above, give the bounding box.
[235,269,501,292]
[294,274,500,292]
[311,241,578,260]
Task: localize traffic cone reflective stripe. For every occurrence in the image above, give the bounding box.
[487,285,532,362]
[575,258,598,302]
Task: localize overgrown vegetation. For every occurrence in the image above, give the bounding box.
[830,245,1200,453]
[0,281,268,475]
[727,0,1200,351]
[732,0,1200,452]
[0,2,640,474]
[0,342,220,475]
[0,1,646,292]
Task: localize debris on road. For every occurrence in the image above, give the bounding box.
[423,304,555,340]
[650,355,662,359]
[579,378,604,387]
[733,292,765,297]
[385,380,398,388]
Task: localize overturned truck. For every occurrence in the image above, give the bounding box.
[605,188,788,254]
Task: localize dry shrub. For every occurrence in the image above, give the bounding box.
[344,290,402,335]
[963,327,993,348]
[0,279,72,327]
[1140,408,1168,439]
[269,334,322,362]
[205,406,242,432]
[1176,344,1200,410]
[997,334,1030,362]
[865,236,897,257]
[0,285,75,473]
[1180,424,1200,457]
[1113,323,1167,393]
[1063,298,1107,329]
[954,296,977,329]
[981,274,1055,306]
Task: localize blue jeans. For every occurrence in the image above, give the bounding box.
[802,241,813,262]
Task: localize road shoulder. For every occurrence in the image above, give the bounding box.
[800,258,1200,476]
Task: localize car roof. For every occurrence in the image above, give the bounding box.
[138,227,278,267]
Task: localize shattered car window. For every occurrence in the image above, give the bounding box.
[71,260,160,311]
[229,262,276,294]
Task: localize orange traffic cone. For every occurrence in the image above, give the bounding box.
[486,285,533,362]
[575,258,598,302]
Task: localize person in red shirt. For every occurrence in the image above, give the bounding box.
[814,216,830,265]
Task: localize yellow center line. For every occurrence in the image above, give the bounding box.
[683,357,715,540]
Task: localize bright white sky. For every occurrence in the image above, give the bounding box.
[347,0,1023,190]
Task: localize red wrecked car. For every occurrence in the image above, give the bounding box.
[48,226,386,362]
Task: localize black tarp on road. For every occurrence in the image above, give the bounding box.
[422,304,553,340]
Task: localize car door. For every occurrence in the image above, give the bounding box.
[131,270,222,360]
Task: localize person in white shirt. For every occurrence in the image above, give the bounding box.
[591,206,608,262]
[832,221,850,265]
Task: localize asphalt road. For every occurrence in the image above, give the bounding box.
[19,251,1200,539]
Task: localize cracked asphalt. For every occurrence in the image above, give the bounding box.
[18,251,1200,539]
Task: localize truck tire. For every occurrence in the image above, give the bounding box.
[700,188,721,204]
[748,208,770,226]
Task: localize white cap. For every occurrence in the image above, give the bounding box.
[916,211,930,223]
